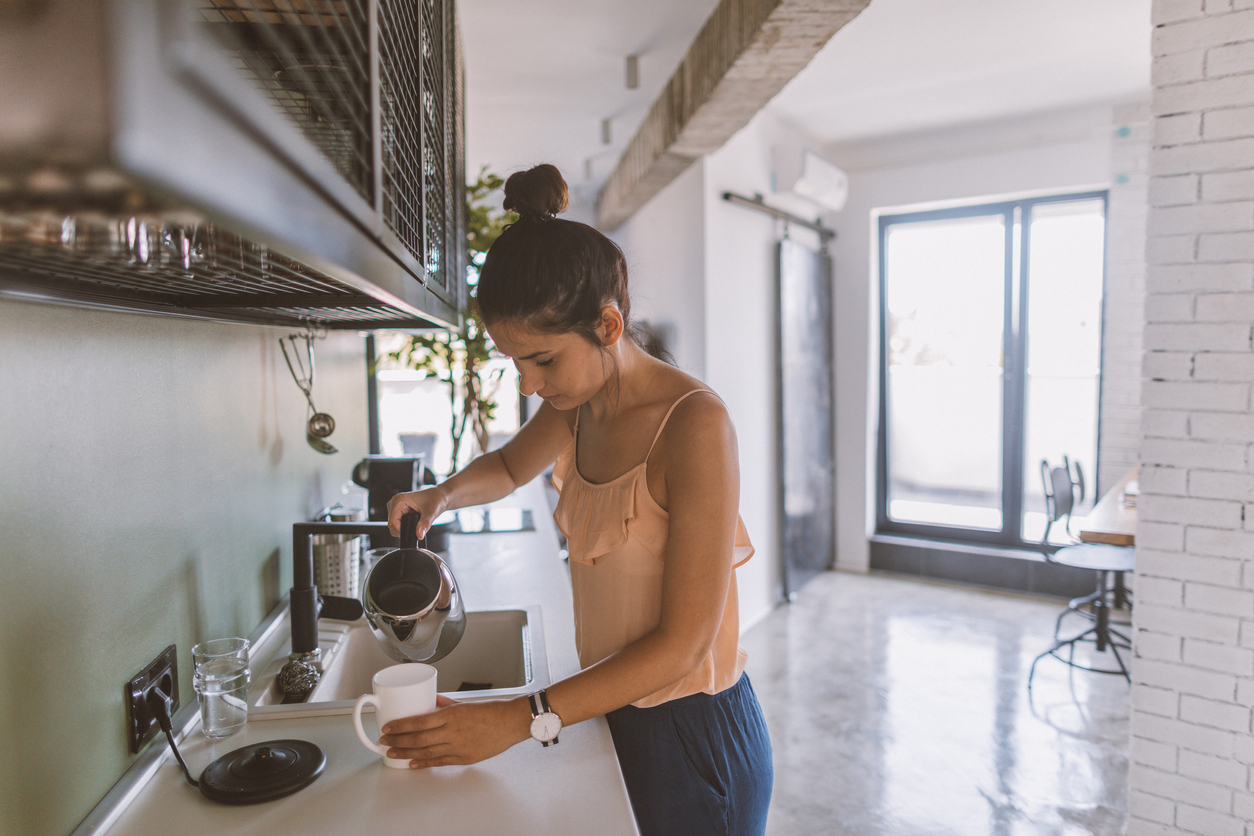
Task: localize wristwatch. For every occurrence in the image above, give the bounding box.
[527,690,562,747]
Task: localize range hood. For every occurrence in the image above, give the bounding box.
[0,0,465,330]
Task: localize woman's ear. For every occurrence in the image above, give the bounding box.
[596,304,625,347]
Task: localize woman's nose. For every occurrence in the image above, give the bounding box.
[517,366,539,397]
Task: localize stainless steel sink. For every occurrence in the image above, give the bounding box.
[249,606,549,719]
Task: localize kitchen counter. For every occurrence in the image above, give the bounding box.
[96,479,639,836]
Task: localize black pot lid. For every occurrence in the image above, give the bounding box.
[199,739,326,805]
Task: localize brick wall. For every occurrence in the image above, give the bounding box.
[1129,2,1254,834]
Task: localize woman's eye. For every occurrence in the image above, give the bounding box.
[535,358,554,368]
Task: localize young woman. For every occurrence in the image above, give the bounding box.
[380,164,773,835]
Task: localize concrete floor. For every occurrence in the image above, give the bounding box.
[741,571,1130,836]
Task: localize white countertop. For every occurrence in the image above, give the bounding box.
[102,479,639,836]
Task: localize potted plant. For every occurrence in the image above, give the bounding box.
[384,169,518,473]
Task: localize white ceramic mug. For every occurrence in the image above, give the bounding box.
[352,663,438,768]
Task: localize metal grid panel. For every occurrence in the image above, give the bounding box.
[446,0,465,304]
[0,213,418,326]
[198,1,374,203]
[199,0,461,298]
[378,0,425,271]
[420,0,447,285]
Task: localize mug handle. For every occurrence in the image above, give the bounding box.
[353,694,389,757]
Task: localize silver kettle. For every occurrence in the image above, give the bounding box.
[361,511,465,663]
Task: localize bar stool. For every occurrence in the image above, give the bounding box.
[1028,458,1135,689]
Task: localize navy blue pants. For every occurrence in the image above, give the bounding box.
[606,673,773,836]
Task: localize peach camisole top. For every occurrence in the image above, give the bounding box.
[551,389,755,708]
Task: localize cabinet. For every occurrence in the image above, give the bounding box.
[0,0,465,330]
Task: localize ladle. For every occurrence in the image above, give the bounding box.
[280,330,337,455]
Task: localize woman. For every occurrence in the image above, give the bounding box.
[381,164,773,835]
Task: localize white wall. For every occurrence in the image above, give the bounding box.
[609,160,708,379]
[608,111,829,630]
[1128,1,1254,832]
[820,102,1132,571]
[703,138,781,629]
[702,111,827,630]
[0,300,368,836]
[1104,100,1152,494]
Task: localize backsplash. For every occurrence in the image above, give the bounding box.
[0,298,368,836]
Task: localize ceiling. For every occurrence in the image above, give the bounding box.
[459,0,719,207]
[459,0,1152,210]
[770,0,1152,143]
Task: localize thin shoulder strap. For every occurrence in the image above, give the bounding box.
[645,389,716,459]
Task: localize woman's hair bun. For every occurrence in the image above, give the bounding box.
[502,164,569,220]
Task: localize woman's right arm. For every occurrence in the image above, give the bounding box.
[386,402,572,540]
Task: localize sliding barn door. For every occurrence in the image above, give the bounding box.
[777,238,835,597]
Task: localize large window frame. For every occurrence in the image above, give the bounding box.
[875,190,1109,548]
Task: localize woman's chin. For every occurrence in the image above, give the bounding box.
[542,394,582,411]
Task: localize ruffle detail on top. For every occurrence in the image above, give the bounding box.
[731,516,754,569]
[552,441,753,569]
[551,444,638,565]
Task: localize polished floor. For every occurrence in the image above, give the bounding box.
[741,571,1130,836]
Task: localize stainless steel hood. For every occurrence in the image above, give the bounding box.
[0,0,465,330]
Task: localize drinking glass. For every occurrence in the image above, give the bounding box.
[362,546,395,581]
[192,637,251,739]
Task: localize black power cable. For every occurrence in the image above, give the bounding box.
[146,686,199,787]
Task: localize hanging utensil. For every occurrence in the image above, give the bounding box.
[281,329,338,455]
[306,425,337,455]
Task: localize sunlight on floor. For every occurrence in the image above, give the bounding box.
[742,572,1129,836]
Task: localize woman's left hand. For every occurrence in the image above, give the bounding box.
[379,695,532,769]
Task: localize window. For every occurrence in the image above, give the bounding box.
[876,191,1107,547]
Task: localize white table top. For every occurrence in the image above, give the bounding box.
[1077,468,1137,547]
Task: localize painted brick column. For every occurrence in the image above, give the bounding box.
[1103,100,1151,497]
[1130,2,1254,834]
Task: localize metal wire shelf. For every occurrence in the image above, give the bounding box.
[0,213,430,328]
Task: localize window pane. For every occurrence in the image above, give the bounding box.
[885,214,1006,530]
[1021,199,1105,543]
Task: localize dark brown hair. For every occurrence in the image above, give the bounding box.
[476,164,632,348]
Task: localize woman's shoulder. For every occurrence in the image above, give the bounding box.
[644,375,737,492]
[649,371,734,446]
[646,364,719,408]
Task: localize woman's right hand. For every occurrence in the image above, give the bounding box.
[387,486,450,541]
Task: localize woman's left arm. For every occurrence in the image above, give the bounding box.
[379,393,741,768]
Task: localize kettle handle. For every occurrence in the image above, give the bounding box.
[400,511,421,550]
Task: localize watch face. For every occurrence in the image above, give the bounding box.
[531,713,561,742]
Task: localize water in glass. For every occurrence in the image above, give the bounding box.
[194,657,250,738]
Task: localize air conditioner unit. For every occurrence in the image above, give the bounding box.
[0,0,465,330]
[773,148,848,213]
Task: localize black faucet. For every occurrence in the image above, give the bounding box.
[290,520,400,656]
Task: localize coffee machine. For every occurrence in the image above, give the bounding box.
[351,456,436,544]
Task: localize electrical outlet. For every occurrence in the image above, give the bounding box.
[126,645,179,754]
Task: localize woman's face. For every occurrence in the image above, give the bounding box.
[487,319,609,411]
